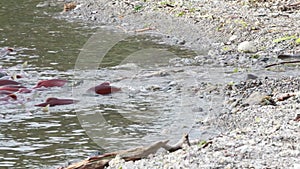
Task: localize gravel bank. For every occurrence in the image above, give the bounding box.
[104,77,300,169]
[58,0,300,66]
[51,0,300,168]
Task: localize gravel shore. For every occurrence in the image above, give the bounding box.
[52,0,300,168]
[103,77,300,169]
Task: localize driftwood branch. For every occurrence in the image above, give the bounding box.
[60,134,192,169]
[277,54,300,59]
[265,60,300,68]
[162,134,190,152]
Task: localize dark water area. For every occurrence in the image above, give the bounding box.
[0,0,92,71]
[0,1,99,168]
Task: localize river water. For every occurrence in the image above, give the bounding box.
[3,0,299,168]
[0,1,217,168]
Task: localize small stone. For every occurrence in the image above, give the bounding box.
[229,35,238,42]
[246,74,258,80]
[238,41,257,53]
[243,92,267,106]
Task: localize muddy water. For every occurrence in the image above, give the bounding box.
[0,1,213,168]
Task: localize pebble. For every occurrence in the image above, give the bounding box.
[229,35,238,42]
[237,41,257,53]
[243,91,267,106]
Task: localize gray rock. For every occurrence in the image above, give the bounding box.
[246,74,258,80]
[243,91,267,106]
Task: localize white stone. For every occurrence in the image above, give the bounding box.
[229,35,238,42]
[238,41,257,53]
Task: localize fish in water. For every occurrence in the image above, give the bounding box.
[18,88,32,93]
[35,97,79,107]
[0,85,26,92]
[33,79,67,88]
[0,90,14,95]
[0,79,20,86]
[87,82,121,95]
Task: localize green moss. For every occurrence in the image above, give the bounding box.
[134,5,143,11]
[228,81,235,86]
[198,140,207,146]
[251,54,260,59]
[222,46,230,51]
[233,67,239,73]
[177,11,185,17]
[296,38,300,45]
[273,35,296,43]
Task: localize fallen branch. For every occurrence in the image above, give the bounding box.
[115,26,156,33]
[264,60,300,68]
[59,134,192,169]
[277,54,300,59]
[162,134,190,152]
[277,93,296,101]
[134,27,156,33]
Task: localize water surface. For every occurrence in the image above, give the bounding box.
[0,1,210,168]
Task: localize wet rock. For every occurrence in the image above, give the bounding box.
[238,41,257,53]
[246,74,258,80]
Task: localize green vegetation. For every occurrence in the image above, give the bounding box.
[177,11,185,17]
[251,54,260,59]
[273,35,297,43]
[134,5,143,11]
[233,67,239,73]
[198,140,207,146]
[296,38,300,45]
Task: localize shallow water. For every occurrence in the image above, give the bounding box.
[0,1,213,168]
[2,1,299,168]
